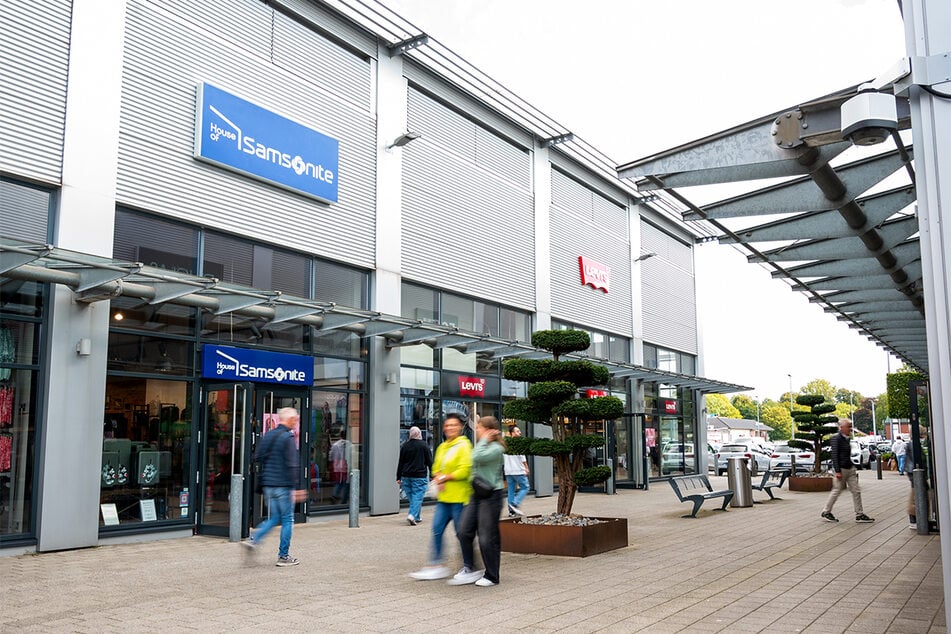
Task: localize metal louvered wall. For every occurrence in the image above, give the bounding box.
[549,169,633,337]
[0,0,71,184]
[640,220,698,354]
[402,88,535,310]
[117,0,377,268]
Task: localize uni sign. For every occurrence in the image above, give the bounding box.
[194,83,339,203]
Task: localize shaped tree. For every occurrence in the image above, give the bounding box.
[788,394,837,474]
[502,330,624,515]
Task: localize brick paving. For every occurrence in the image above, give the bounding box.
[0,470,943,632]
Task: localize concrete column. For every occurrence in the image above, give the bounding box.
[37,0,127,551]
[901,0,951,623]
[531,143,554,497]
[366,49,407,516]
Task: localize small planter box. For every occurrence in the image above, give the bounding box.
[788,475,834,492]
[499,516,628,557]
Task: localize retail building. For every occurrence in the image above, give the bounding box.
[0,0,744,553]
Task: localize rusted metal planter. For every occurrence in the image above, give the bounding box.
[499,516,628,557]
[788,475,834,492]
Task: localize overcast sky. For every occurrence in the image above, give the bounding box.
[383,0,909,400]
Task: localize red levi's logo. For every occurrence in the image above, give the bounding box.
[579,256,610,293]
[586,389,608,398]
[663,399,678,414]
[458,376,486,398]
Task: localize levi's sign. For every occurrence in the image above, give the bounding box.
[194,83,339,203]
[663,399,679,414]
[579,256,610,293]
[201,344,312,386]
[458,376,486,398]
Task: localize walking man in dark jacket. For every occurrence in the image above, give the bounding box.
[244,407,305,566]
[397,426,433,525]
[822,419,874,523]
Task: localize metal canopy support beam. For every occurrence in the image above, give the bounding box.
[149,281,207,304]
[359,320,412,338]
[431,334,476,349]
[387,327,448,346]
[270,304,323,324]
[463,340,511,353]
[213,295,268,315]
[314,313,373,331]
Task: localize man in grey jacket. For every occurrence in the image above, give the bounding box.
[244,407,306,566]
[821,419,874,524]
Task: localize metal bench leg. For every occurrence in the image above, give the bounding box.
[684,498,703,518]
[719,494,733,510]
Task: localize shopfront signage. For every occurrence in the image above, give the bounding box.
[663,399,679,415]
[194,83,339,203]
[441,372,499,401]
[458,376,486,398]
[586,389,608,398]
[201,344,312,386]
[579,256,610,293]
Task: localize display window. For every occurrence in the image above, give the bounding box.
[99,377,192,526]
[307,390,364,509]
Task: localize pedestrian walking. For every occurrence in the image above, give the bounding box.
[243,407,306,566]
[821,419,874,524]
[409,413,472,581]
[504,425,529,517]
[892,436,907,474]
[397,426,433,525]
[448,415,506,587]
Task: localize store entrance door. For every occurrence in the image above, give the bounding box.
[197,382,253,537]
[197,383,308,537]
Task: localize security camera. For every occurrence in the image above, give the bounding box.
[840,84,898,146]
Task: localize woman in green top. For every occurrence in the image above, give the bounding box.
[450,415,505,587]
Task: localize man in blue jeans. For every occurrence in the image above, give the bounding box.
[397,426,433,525]
[243,407,306,566]
[504,425,530,516]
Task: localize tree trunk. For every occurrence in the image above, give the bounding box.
[555,453,576,515]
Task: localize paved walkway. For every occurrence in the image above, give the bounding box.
[0,471,944,633]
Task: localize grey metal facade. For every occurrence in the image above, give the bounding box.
[117,0,377,268]
[640,220,698,354]
[0,0,70,183]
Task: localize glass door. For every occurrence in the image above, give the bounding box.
[251,388,307,526]
[198,382,252,536]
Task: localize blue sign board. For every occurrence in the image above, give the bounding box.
[194,83,339,203]
[202,344,313,386]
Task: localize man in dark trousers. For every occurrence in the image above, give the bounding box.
[244,407,306,566]
[821,419,874,524]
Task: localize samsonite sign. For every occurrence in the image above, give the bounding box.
[194,83,339,203]
[201,344,312,386]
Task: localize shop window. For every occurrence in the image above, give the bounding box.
[307,391,363,509]
[0,319,38,538]
[1,177,52,243]
[109,296,195,337]
[314,357,364,390]
[107,333,193,376]
[312,328,364,359]
[316,260,368,309]
[100,377,192,526]
[203,312,305,351]
[114,209,199,275]
[400,283,437,368]
[0,280,44,320]
[499,308,530,342]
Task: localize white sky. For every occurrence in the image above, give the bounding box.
[383,0,909,401]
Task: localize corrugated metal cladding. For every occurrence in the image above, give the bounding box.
[402,88,534,310]
[268,0,378,57]
[549,169,633,337]
[640,221,698,354]
[0,180,51,242]
[117,0,377,269]
[0,0,70,183]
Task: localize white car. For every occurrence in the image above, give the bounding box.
[715,443,772,476]
[850,439,871,469]
[769,442,815,473]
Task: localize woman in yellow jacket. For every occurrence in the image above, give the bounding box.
[409,413,472,580]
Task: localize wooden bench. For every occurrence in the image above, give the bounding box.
[668,475,734,518]
[751,469,789,501]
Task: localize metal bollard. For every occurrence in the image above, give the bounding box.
[348,469,360,528]
[229,473,243,542]
[876,455,883,479]
[913,469,929,534]
[605,458,615,495]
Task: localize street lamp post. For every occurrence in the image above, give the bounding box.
[871,398,878,439]
[788,374,795,436]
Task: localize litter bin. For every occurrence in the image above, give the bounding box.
[727,456,753,507]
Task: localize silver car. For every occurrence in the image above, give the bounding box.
[715,442,772,476]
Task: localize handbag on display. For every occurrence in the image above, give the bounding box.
[470,475,494,500]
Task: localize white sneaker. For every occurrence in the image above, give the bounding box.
[407,514,418,526]
[509,504,525,516]
[475,577,497,587]
[447,567,484,585]
[409,565,451,581]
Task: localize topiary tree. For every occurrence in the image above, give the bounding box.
[502,329,624,515]
[787,394,838,474]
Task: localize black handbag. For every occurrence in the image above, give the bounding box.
[471,475,494,499]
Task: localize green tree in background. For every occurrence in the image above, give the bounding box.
[761,403,792,440]
[731,394,758,421]
[802,378,836,403]
[834,403,853,421]
[706,394,741,418]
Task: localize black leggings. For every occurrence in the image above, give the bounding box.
[457,489,504,583]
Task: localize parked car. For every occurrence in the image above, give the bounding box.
[661,443,695,475]
[850,439,871,469]
[715,442,772,476]
[769,441,815,473]
[707,443,718,472]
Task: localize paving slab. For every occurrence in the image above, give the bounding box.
[0,471,944,632]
